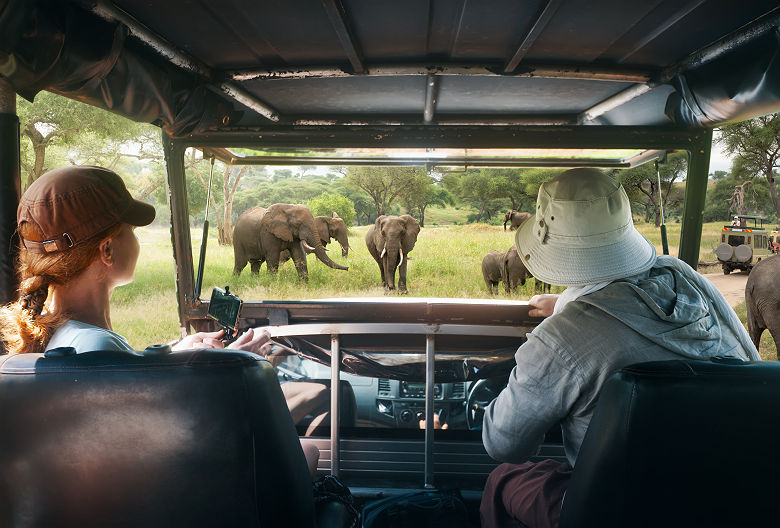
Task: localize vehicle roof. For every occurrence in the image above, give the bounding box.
[2,1,778,144]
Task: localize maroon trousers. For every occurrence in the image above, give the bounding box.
[480,460,573,528]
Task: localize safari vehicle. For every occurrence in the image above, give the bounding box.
[716,214,774,274]
[1,1,780,526]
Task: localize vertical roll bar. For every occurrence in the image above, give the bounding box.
[424,333,435,488]
[0,78,20,304]
[330,334,341,477]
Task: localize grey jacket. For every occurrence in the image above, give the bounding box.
[482,255,759,466]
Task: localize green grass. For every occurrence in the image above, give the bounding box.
[112,221,774,360]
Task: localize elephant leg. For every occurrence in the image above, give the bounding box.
[266,253,280,274]
[375,259,387,288]
[485,277,494,294]
[250,259,263,275]
[397,258,409,293]
[233,254,248,276]
[290,243,309,281]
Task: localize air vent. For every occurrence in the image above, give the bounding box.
[452,382,466,399]
[378,378,392,396]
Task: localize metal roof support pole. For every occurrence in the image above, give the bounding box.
[424,333,435,488]
[0,78,20,304]
[162,134,195,334]
[330,334,342,477]
[678,130,712,269]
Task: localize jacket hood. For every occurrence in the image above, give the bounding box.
[576,255,758,360]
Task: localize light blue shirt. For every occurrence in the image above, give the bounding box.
[45,320,134,354]
[482,255,759,467]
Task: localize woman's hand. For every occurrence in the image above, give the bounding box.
[227,327,272,356]
[172,329,226,350]
[528,294,560,318]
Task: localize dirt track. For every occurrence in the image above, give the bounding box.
[701,271,748,308]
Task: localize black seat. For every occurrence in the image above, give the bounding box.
[0,349,316,527]
[560,358,780,527]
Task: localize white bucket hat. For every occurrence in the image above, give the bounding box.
[515,168,657,286]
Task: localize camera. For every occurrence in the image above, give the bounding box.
[207,286,243,343]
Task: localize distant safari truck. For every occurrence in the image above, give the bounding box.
[716,215,773,274]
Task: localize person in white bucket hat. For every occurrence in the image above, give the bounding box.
[480,168,759,528]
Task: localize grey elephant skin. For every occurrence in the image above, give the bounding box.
[745,255,780,359]
[504,210,531,231]
[366,215,420,293]
[482,250,505,294]
[482,246,531,294]
[232,204,348,279]
[315,212,350,257]
[503,245,532,293]
[280,212,351,264]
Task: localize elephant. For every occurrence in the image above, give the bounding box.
[366,214,420,293]
[279,212,350,264]
[481,250,505,294]
[504,210,531,231]
[503,245,532,293]
[232,204,349,279]
[314,212,350,257]
[745,255,780,359]
[482,246,532,294]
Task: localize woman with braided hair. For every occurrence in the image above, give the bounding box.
[0,166,271,356]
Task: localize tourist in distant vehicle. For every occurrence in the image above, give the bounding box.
[480,168,759,528]
[0,166,321,476]
[731,215,739,226]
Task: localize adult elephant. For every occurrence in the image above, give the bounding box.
[366,214,420,293]
[502,245,532,293]
[504,210,531,231]
[314,212,350,257]
[745,255,780,359]
[481,250,505,294]
[233,204,348,279]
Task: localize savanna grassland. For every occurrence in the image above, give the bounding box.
[112,219,776,360]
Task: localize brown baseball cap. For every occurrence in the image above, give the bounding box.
[17,166,156,253]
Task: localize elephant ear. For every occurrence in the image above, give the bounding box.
[332,211,340,219]
[400,215,420,251]
[374,215,387,230]
[267,213,294,242]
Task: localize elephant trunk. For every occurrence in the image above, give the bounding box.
[303,226,348,271]
[383,243,403,289]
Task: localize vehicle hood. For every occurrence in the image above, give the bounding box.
[577,255,759,361]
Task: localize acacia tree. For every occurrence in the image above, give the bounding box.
[188,155,247,245]
[444,169,506,223]
[16,91,150,189]
[344,166,425,216]
[617,153,687,226]
[717,113,780,219]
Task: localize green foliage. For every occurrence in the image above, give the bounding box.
[717,114,780,218]
[704,173,775,223]
[344,166,426,216]
[308,193,357,227]
[614,153,687,225]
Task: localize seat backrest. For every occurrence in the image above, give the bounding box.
[560,358,780,528]
[0,349,315,528]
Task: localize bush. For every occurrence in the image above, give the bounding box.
[308,193,357,227]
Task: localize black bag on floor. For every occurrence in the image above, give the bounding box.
[361,489,470,528]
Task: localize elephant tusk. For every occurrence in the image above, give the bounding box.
[380,246,386,258]
[302,241,316,251]
[399,248,404,267]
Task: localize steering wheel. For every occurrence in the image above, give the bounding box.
[466,376,508,430]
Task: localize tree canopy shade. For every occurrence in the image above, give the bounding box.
[717,114,780,220]
[16,91,154,190]
[308,193,356,227]
[344,166,428,217]
[615,152,687,227]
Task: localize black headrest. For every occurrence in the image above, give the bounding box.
[560,358,780,528]
[0,349,315,527]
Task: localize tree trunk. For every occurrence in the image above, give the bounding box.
[767,169,780,221]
